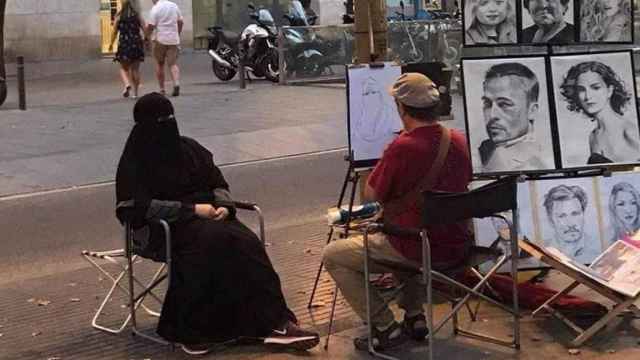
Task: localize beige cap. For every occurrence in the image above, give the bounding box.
[388,72,440,108]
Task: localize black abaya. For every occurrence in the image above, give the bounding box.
[115,94,295,344]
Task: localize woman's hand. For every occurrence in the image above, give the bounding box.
[211,207,230,221]
[194,204,229,221]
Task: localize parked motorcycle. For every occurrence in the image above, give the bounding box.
[283,1,340,78]
[207,4,279,82]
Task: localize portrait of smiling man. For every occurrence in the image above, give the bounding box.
[474,61,554,173]
[522,0,576,43]
[542,184,601,264]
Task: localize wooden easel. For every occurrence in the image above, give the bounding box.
[520,239,640,347]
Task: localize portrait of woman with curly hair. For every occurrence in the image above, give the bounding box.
[551,52,640,167]
[579,0,632,42]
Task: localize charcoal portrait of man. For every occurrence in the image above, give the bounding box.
[475,62,555,173]
[542,184,601,263]
[522,0,576,44]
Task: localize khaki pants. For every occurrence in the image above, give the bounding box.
[322,232,425,327]
[153,42,179,65]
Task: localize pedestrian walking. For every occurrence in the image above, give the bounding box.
[109,0,146,99]
[146,0,183,97]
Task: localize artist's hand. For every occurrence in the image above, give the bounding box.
[210,206,229,221]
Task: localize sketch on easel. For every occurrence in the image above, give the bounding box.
[347,63,403,166]
[472,181,541,270]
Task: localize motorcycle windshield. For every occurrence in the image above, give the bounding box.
[288,1,308,26]
[258,9,275,25]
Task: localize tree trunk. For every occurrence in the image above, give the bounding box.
[0,0,7,106]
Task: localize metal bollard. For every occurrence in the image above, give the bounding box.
[17,56,26,111]
[238,56,246,89]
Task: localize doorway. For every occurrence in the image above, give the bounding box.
[100,0,121,55]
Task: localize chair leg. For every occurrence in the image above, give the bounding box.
[323,285,340,350]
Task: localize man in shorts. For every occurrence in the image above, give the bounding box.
[147,0,183,96]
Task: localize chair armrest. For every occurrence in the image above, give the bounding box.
[233,200,258,211]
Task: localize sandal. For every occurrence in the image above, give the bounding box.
[122,85,131,98]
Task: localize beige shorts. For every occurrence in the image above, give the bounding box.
[152,42,179,65]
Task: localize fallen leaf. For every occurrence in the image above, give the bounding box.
[531,336,542,342]
[32,331,42,337]
[607,349,616,354]
[0,333,3,337]
[287,241,295,245]
[304,248,313,254]
[27,298,35,303]
[296,290,306,295]
[69,298,81,302]
[265,242,273,247]
[568,348,580,355]
[37,300,51,306]
[120,304,127,308]
[47,357,61,360]
[98,276,104,282]
[67,283,77,287]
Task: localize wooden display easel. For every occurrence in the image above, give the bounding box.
[520,239,640,347]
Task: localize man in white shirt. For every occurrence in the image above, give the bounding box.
[147,0,183,96]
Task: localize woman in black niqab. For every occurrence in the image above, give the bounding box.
[115,93,317,351]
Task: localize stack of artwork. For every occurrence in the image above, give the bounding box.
[474,172,640,268]
[463,0,634,46]
[462,50,640,176]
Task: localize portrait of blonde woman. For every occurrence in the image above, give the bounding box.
[608,181,640,243]
[464,0,517,45]
[580,0,632,42]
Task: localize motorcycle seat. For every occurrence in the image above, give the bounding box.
[222,30,240,44]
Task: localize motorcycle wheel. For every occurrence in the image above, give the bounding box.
[299,54,325,78]
[261,48,280,83]
[212,59,237,81]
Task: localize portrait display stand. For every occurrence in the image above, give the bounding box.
[520,239,640,347]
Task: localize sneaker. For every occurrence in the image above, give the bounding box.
[181,343,211,356]
[353,321,408,351]
[172,85,180,97]
[263,321,320,351]
[404,313,429,340]
[122,85,131,98]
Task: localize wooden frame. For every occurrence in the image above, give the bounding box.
[520,239,640,347]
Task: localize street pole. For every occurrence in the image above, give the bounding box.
[353,0,387,64]
[0,0,7,107]
[17,56,26,110]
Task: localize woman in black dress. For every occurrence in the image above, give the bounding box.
[109,0,146,99]
[115,93,319,355]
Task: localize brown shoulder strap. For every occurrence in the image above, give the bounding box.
[383,125,451,219]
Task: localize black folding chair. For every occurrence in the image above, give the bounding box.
[83,200,265,345]
[355,175,522,359]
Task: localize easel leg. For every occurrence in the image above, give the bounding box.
[532,281,579,317]
[308,164,355,308]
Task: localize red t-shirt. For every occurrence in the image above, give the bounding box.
[368,125,473,264]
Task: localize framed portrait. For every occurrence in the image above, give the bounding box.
[472,180,542,271]
[462,0,519,46]
[533,177,604,264]
[577,0,634,43]
[520,0,576,45]
[598,172,640,248]
[461,56,556,176]
[549,51,640,169]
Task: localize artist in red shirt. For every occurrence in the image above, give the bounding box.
[323,73,473,351]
